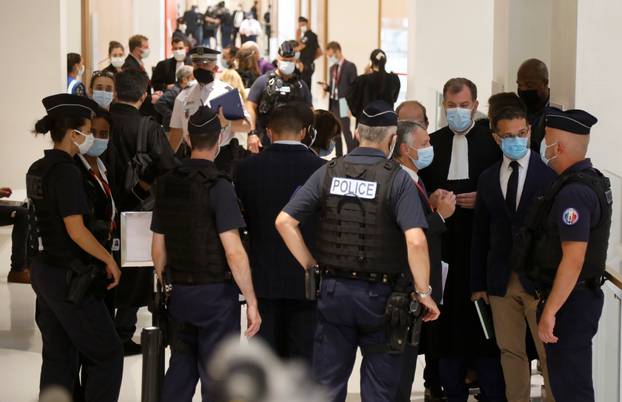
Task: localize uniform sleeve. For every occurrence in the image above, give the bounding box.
[247,75,266,104]
[169,95,185,129]
[282,165,326,222]
[209,178,246,233]
[52,165,89,218]
[391,170,428,231]
[301,81,313,106]
[551,183,599,242]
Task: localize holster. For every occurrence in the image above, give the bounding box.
[66,259,107,304]
[305,266,321,301]
[384,291,412,354]
[407,300,424,349]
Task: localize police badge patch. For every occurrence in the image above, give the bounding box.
[562,208,579,225]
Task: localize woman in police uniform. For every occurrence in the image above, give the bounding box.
[28,94,123,402]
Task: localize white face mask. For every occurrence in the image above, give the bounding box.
[173,49,186,61]
[141,48,150,59]
[73,130,95,155]
[278,60,295,76]
[187,79,198,87]
[111,56,125,68]
[92,90,114,109]
[300,25,307,33]
[328,56,338,66]
[179,24,187,33]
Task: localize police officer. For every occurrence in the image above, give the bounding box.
[151,105,261,402]
[247,40,313,148]
[276,101,440,402]
[169,46,251,158]
[28,94,123,402]
[515,107,611,402]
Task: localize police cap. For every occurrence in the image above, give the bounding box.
[278,41,296,58]
[545,107,598,135]
[188,105,222,135]
[358,100,398,127]
[189,46,220,64]
[42,93,98,119]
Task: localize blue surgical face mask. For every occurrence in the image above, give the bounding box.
[540,138,558,166]
[86,138,109,157]
[500,136,529,160]
[410,145,434,170]
[446,107,473,132]
[92,90,113,109]
[319,139,336,157]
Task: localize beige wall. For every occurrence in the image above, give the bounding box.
[549,0,577,109]
[91,0,134,70]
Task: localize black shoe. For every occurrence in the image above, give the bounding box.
[123,340,142,356]
[425,388,447,402]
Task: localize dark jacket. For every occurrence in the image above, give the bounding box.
[233,143,325,299]
[151,57,191,92]
[106,103,177,213]
[154,84,182,131]
[328,59,358,101]
[215,139,251,177]
[122,55,158,120]
[470,152,556,297]
[346,70,401,119]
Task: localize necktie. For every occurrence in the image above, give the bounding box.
[506,161,519,213]
[414,179,432,210]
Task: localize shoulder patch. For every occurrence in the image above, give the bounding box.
[562,208,580,226]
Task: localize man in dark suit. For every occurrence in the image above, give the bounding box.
[123,34,161,121]
[393,120,456,402]
[233,103,325,363]
[471,93,556,402]
[419,77,506,401]
[151,37,191,92]
[517,59,550,153]
[322,41,358,154]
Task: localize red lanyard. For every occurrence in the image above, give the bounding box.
[89,169,117,232]
[414,179,433,210]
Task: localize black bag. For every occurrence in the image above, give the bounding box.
[124,117,155,209]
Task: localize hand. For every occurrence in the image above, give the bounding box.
[471,291,489,305]
[245,302,262,337]
[247,134,262,154]
[538,310,558,344]
[105,258,121,290]
[151,91,163,104]
[428,189,447,209]
[0,187,12,198]
[166,83,175,90]
[436,191,456,219]
[416,295,441,322]
[456,191,477,209]
[217,107,229,128]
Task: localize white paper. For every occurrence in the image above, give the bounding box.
[121,212,154,267]
[440,261,449,305]
[339,97,350,119]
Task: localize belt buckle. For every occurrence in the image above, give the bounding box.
[369,272,378,282]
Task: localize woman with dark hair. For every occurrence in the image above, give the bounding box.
[346,48,401,121]
[27,94,123,402]
[310,109,342,159]
[102,40,125,75]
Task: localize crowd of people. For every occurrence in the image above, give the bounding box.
[0,6,612,402]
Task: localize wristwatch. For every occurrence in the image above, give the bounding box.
[415,285,433,298]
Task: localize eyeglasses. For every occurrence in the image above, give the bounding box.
[91,70,115,80]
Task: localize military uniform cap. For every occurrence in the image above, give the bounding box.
[42,93,98,119]
[545,107,598,135]
[189,46,220,63]
[359,100,398,127]
[188,105,222,135]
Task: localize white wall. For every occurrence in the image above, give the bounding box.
[66,0,82,54]
[0,0,67,189]
[411,0,494,131]
[550,0,577,110]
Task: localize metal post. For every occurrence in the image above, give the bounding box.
[141,327,164,402]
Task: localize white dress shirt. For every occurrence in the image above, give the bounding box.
[499,149,531,210]
[401,164,419,183]
[447,121,475,181]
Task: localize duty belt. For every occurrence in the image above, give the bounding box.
[321,266,400,285]
[535,276,605,300]
[167,269,232,285]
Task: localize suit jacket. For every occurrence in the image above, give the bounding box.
[151,57,192,92]
[328,59,357,101]
[470,152,556,297]
[233,144,325,300]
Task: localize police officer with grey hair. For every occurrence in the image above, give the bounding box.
[276,100,440,402]
[513,107,612,402]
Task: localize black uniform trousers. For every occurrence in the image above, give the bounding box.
[313,278,402,402]
[540,286,604,402]
[257,298,316,363]
[30,258,123,402]
[161,282,241,402]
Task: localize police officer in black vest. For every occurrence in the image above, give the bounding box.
[513,107,612,402]
[28,94,123,402]
[276,100,440,402]
[151,105,261,402]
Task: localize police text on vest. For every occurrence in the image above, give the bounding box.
[330,177,377,199]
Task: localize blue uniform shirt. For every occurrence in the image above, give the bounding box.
[283,147,428,231]
[549,159,601,242]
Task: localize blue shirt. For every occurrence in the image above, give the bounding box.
[283,147,428,231]
[549,159,601,242]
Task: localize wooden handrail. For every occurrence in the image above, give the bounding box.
[605,267,622,289]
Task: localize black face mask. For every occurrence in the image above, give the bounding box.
[518,89,544,113]
[194,68,214,85]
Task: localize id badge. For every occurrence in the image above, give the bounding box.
[112,238,120,252]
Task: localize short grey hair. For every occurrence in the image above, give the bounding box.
[394,120,426,157]
[357,123,396,143]
[176,65,193,82]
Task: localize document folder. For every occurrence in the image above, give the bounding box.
[209,88,245,121]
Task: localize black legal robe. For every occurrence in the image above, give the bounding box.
[419,119,502,357]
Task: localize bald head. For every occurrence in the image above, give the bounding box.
[517,58,550,112]
[543,127,589,173]
[518,58,549,83]
[396,101,429,128]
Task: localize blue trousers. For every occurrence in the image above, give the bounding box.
[542,287,603,402]
[312,278,402,402]
[161,283,240,402]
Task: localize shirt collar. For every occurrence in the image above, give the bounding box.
[349,147,386,158]
[77,154,108,174]
[400,164,419,182]
[273,140,304,146]
[502,149,531,170]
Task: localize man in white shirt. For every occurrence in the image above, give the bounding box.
[169,46,251,155]
[239,12,262,44]
[470,92,556,402]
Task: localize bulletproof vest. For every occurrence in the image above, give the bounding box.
[155,163,230,279]
[257,72,306,119]
[520,167,612,289]
[26,156,87,263]
[315,157,408,274]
